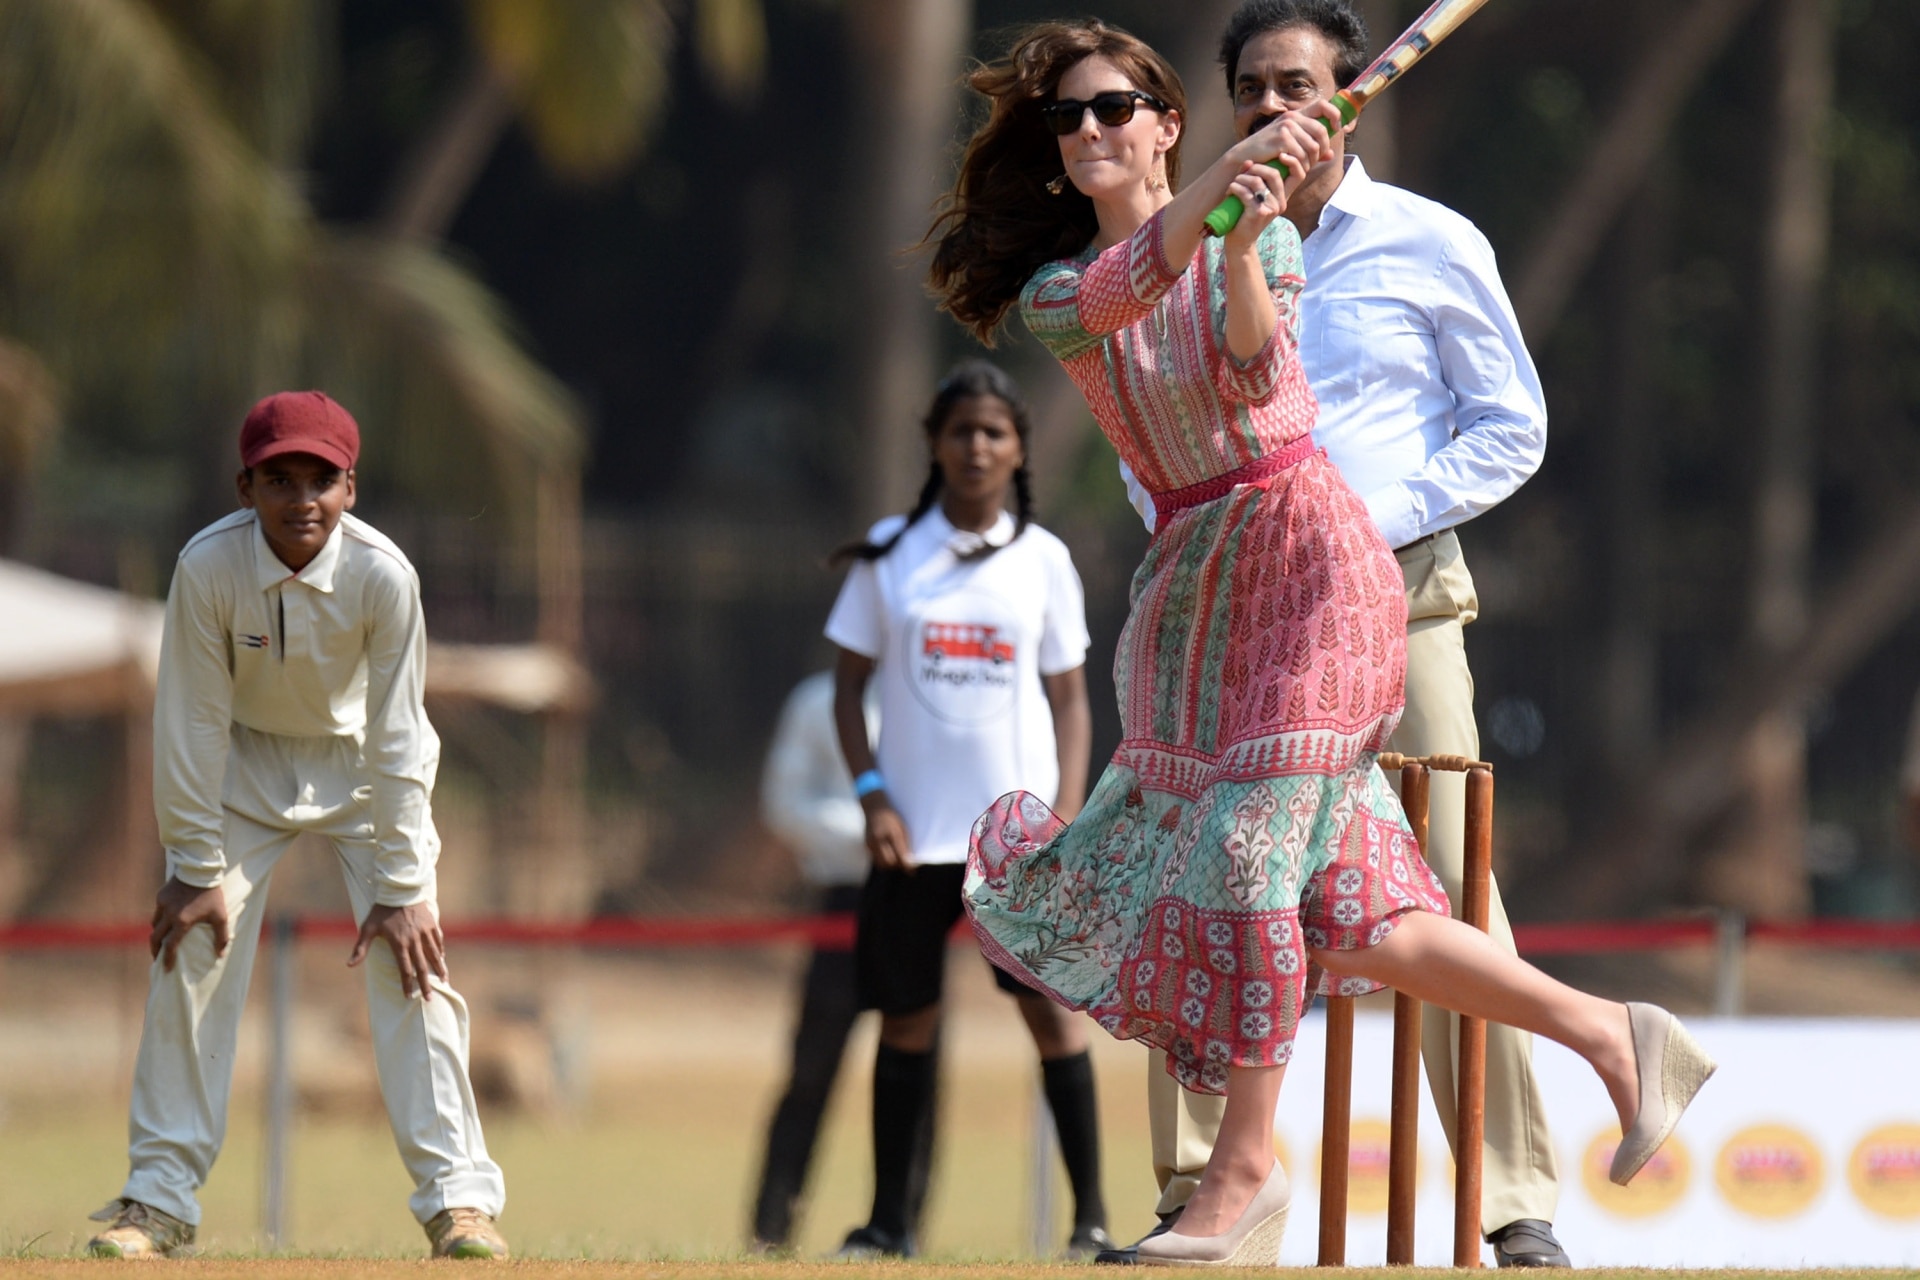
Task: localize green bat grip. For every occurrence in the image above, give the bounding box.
[1202,94,1358,237]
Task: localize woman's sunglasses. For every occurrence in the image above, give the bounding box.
[1039,90,1167,136]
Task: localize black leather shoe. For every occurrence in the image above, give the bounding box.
[1488,1219,1571,1268]
[1092,1210,1180,1266]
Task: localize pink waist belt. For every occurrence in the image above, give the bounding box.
[1150,436,1318,534]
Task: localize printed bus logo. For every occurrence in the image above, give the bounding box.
[923,622,1014,664]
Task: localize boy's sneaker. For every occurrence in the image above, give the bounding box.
[425,1208,509,1259]
[86,1199,195,1257]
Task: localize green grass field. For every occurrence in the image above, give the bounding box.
[0,1069,1157,1261]
[0,948,1165,1262]
[0,1264,1914,1279]
[6,952,1917,1275]
[10,1103,1920,1277]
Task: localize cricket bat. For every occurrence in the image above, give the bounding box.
[1203,0,1498,236]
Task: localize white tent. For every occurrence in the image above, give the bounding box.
[0,558,589,715]
[0,559,162,715]
[0,557,591,918]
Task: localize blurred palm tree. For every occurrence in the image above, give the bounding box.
[0,0,762,919]
[387,0,766,240]
[0,0,765,555]
[0,338,58,547]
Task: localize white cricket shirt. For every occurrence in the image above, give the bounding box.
[154,509,440,905]
[824,509,1090,866]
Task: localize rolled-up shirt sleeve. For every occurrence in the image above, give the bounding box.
[154,559,236,888]
[360,562,439,907]
[1362,228,1546,550]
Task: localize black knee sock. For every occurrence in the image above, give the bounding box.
[869,1043,937,1241]
[902,1035,940,1239]
[1042,1050,1107,1232]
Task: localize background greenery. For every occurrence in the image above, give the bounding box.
[4,0,1919,927]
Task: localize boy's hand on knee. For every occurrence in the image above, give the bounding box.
[150,878,230,971]
[349,903,449,1000]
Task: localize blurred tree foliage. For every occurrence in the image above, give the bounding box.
[0,0,764,568]
[3,0,1918,916]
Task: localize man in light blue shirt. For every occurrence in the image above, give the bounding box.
[1107,0,1562,1268]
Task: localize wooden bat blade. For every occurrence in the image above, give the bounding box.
[1343,0,1498,112]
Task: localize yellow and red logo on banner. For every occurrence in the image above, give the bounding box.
[1583,1130,1691,1217]
[1850,1124,1920,1220]
[1314,1119,1403,1214]
[1716,1124,1825,1218]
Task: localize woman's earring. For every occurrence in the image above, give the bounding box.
[1046,174,1068,195]
[1146,163,1168,193]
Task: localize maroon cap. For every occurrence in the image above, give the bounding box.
[239,391,360,471]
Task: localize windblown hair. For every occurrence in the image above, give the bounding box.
[925,20,1187,346]
[833,361,1036,566]
[1219,0,1371,94]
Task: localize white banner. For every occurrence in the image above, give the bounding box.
[1269,1013,1920,1268]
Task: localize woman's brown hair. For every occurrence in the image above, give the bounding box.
[926,20,1187,346]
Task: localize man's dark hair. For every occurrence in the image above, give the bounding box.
[1219,0,1371,95]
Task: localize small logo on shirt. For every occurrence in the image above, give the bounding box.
[237,632,271,649]
[906,601,1021,726]
[923,622,1014,665]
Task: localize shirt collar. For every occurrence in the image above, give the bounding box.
[926,505,1016,558]
[1319,154,1376,229]
[251,513,344,594]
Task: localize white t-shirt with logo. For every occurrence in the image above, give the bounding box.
[825,508,1090,866]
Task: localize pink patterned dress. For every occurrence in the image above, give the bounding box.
[964,211,1450,1094]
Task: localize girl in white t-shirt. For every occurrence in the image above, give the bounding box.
[824,361,1108,1258]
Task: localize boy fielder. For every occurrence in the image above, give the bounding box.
[87,391,508,1259]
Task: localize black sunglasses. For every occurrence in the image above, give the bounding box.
[1039,89,1167,136]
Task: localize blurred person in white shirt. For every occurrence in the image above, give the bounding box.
[749,671,937,1252]
[1900,687,1920,857]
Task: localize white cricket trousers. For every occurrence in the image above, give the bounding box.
[123,725,506,1227]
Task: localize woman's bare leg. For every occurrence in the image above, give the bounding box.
[1311,911,1640,1131]
[1169,1063,1284,1237]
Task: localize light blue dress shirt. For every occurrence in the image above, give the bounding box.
[1122,156,1546,551]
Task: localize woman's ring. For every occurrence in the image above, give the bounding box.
[1254,191,1267,205]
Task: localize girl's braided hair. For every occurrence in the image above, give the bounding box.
[832,360,1035,565]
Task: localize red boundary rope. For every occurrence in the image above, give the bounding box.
[2,913,1917,953]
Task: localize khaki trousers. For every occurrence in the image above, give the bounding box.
[1146,531,1559,1234]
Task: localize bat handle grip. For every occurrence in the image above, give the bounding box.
[1202,94,1356,237]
